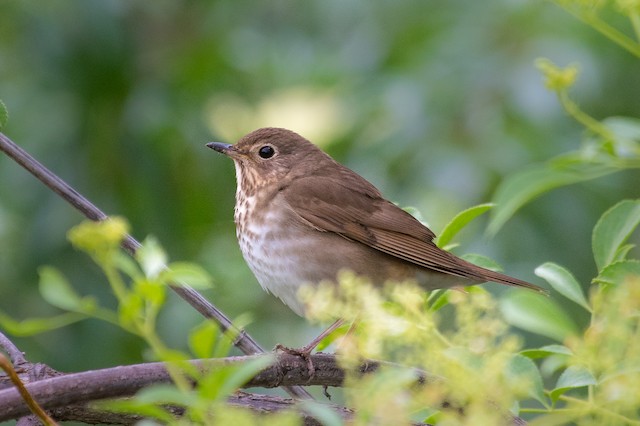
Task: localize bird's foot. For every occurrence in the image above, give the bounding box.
[274,342,316,379]
[274,318,346,380]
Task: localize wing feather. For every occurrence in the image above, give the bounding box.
[283,173,544,292]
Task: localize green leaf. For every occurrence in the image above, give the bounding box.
[316,321,349,351]
[218,354,275,397]
[535,263,590,311]
[189,321,220,359]
[136,384,197,406]
[488,164,615,236]
[298,400,347,426]
[163,262,213,289]
[500,291,579,342]
[114,252,143,280]
[505,354,547,405]
[136,236,167,279]
[460,253,503,272]
[550,365,597,402]
[436,203,493,248]
[592,200,640,271]
[38,266,85,311]
[0,99,8,129]
[521,344,573,359]
[97,396,177,421]
[427,289,450,312]
[0,310,86,336]
[603,116,640,145]
[593,260,640,286]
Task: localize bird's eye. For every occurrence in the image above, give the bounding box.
[258,145,275,159]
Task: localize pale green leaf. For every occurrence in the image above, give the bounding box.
[136,236,167,279]
[163,262,213,289]
[38,266,84,311]
[0,310,86,336]
[489,164,615,236]
[460,253,503,272]
[521,344,573,359]
[535,262,590,311]
[136,384,197,406]
[98,393,181,421]
[218,354,275,397]
[593,260,640,286]
[189,321,219,359]
[436,203,493,248]
[298,400,345,426]
[505,354,547,405]
[500,291,579,341]
[592,199,640,271]
[550,365,597,402]
[603,116,640,145]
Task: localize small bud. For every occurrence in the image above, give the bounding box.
[535,58,579,91]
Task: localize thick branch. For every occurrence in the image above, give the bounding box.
[0,131,311,400]
[0,353,418,422]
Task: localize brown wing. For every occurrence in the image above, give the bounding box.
[283,173,544,292]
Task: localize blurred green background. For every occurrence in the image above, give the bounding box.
[0,0,638,381]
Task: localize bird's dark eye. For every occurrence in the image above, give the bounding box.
[258,145,275,159]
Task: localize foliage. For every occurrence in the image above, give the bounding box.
[299,199,640,425]
[1,0,640,424]
[1,218,295,424]
[489,0,640,235]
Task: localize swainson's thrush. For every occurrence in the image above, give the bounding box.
[207,128,543,317]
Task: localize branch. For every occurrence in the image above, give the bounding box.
[0,131,311,400]
[0,352,424,422]
[46,393,356,426]
[0,330,27,365]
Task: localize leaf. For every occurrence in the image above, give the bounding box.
[603,116,640,145]
[535,263,590,311]
[316,322,349,352]
[163,262,213,289]
[460,253,503,272]
[427,289,450,312]
[0,99,8,129]
[592,200,640,271]
[38,266,85,311]
[436,203,493,248]
[488,164,615,236]
[550,365,597,402]
[98,392,180,421]
[500,291,579,342]
[521,344,573,359]
[593,260,640,286]
[114,252,143,280]
[136,384,197,406]
[136,236,167,279]
[505,354,548,405]
[298,400,345,426]
[218,354,275,397]
[0,310,86,336]
[189,321,219,359]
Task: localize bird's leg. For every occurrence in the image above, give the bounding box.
[275,318,345,378]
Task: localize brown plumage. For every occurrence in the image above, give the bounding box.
[208,127,544,316]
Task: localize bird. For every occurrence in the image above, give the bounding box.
[207,128,544,348]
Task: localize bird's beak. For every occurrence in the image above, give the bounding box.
[206,142,236,157]
[206,142,232,153]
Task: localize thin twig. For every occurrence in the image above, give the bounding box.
[0,131,312,400]
[0,330,27,365]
